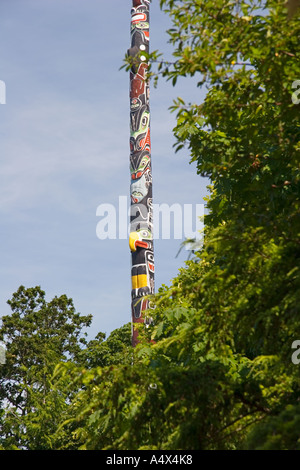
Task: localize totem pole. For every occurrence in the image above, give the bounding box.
[128,0,154,347]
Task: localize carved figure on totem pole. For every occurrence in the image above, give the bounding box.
[128,0,154,346]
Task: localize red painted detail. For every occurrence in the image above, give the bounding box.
[140,128,151,151]
[148,262,154,272]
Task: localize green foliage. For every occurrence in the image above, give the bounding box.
[0,286,92,449]
[244,403,300,449]
[0,286,133,450]
[137,0,300,449]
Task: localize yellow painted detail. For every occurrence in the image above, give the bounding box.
[129,232,140,252]
[132,274,148,289]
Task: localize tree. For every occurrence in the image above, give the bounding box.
[77,322,132,368]
[151,0,300,360]
[142,0,300,448]
[0,285,92,449]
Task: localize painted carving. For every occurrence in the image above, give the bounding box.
[128,0,154,346]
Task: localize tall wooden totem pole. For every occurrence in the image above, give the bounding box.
[128,0,154,346]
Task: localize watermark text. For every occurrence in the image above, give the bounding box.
[0,80,6,104]
[96,196,204,243]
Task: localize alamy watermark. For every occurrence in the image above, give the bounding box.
[291,80,300,105]
[96,196,204,242]
[0,80,6,104]
[0,342,6,365]
[291,340,300,365]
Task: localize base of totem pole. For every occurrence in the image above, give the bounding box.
[131,316,144,347]
[131,297,155,347]
[131,296,148,347]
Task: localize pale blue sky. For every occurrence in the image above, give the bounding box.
[0,0,208,339]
